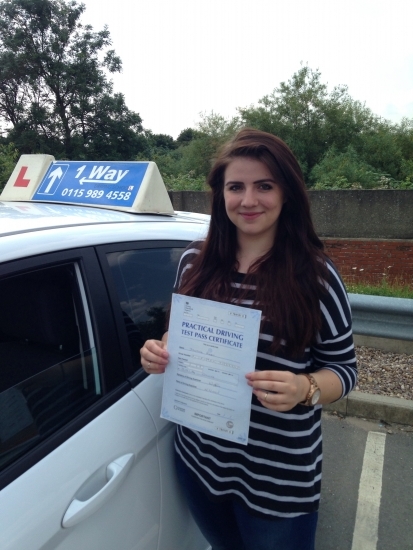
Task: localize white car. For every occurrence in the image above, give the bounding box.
[0,157,210,550]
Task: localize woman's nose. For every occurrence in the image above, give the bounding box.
[241,187,258,207]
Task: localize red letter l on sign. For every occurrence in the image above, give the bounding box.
[14,166,31,187]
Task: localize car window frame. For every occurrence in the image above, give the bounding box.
[96,240,191,387]
[0,247,129,490]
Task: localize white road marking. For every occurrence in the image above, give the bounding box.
[351,431,386,550]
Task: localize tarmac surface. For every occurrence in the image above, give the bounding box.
[317,413,413,550]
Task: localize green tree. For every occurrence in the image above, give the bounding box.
[310,146,384,189]
[310,144,413,190]
[394,118,413,163]
[146,133,177,151]
[239,65,376,180]
[140,113,240,188]
[179,112,240,177]
[0,0,144,160]
[135,131,183,178]
[0,141,18,191]
[176,128,202,146]
[389,118,413,184]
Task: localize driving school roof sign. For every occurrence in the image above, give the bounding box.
[0,155,174,215]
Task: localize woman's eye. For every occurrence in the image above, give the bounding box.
[227,184,242,191]
[259,183,273,191]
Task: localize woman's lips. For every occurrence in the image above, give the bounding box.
[239,212,262,220]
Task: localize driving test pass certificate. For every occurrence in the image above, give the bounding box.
[161,294,261,445]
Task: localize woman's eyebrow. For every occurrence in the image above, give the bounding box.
[253,178,276,184]
[224,178,276,185]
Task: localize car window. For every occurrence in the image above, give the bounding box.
[106,247,184,371]
[0,263,100,472]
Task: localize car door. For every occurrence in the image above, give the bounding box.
[97,241,209,550]
[0,249,163,550]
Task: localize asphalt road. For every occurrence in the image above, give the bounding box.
[317,412,413,550]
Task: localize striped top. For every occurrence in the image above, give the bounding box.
[174,242,357,518]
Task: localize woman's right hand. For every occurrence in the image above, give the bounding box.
[140,332,169,374]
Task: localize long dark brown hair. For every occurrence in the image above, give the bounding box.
[179,128,329,356]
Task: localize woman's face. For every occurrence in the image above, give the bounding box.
[223,157,284,244]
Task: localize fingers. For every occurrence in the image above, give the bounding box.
[248,379,282,394]
[246,370,293,393]
[253,387,297,412]
[250,391,295,412]
[246,370,293,383]
[246,370,302,411]
[140,338,169,374]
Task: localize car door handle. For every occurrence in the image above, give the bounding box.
[62,453,134,528]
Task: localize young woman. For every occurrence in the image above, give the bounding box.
[140,129,357,550]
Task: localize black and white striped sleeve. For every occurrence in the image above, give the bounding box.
[311,262,358,398]
[173,240,203,293]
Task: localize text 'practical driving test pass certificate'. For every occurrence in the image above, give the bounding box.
[161,294,261,445]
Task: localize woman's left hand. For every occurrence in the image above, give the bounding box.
[245,370,310,412]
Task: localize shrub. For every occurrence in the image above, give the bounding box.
[310,145,410,189]
[0,143,19,192]
[163,172,207,192]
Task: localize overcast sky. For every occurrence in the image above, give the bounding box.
[81,0,413,138]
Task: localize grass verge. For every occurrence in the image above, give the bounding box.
[345,279,413,299]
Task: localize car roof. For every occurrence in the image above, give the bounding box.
[0,200,209,263]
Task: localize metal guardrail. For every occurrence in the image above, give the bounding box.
[349,293,413,341]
